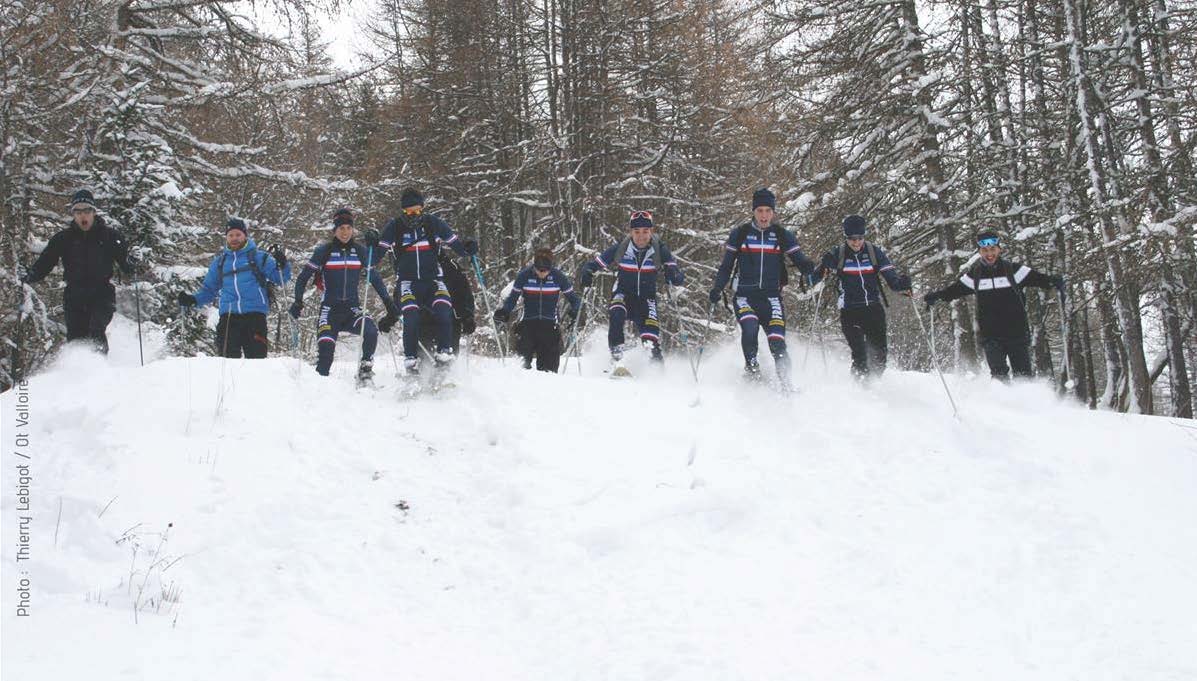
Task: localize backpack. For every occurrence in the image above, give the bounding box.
[219,247,276,302]
[835,241,888,307]
[728,223,791,289]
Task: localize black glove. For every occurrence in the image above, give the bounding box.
[922,292,941,309]
[708,289,721,304]
[178,292,197,307]
[1050,275,1065,293]
[493,308,510,324]
[378,312,398,333]
[562,308,577,328]
[269,244,287,270]
[288,301,302,319]
[896,274,912,291]
[460,316,476,335]
[579,270,593,288]
[362,228,381,247]
[461,239,478,256]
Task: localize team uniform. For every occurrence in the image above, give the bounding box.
[814,242,911,377]
[710,222,817,369]
[377,211,474,363]
[580,238,684,359]
[292,239,397,377]
[499,266,581,372]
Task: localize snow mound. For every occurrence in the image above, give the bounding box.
[3,321,1196,680]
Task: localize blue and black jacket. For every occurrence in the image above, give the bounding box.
[292,240,395,311]
[500,267,582,322]
[711,221,816,295]
[193,239,291,315]
[378,212,470,281]
[580,239,684,297]
[814,243,911,309]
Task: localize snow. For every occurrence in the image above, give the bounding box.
[3,318,1197,680]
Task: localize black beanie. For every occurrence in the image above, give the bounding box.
[843,215,866,237]
[629,210,654,230]
[70,189,96,210]
[332,208,354,228]
[752,188,776,210]
[400,189,424,209]
[225,217,248,235]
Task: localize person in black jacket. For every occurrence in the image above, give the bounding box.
[418,249,476,355]
[21,189,133,354]
[923,230,1064,380]
[810,215,912,379]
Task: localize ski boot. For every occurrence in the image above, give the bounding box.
[355,360,375,389]
[744,356,763,382]
[431,348,456,391]
[643,339,664,363]
[609,346,631,378]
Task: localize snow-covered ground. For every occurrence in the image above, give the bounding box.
[3,318,1196,680]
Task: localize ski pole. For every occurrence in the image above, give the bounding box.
[469,255,507,361]
[133,278,145,366]
[1057,285,1072,390]
[910,294,960,419]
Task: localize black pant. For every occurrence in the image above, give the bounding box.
[63,283,116,354]
[515,319,562,372]
[983,336,1033,380]
[840,305,887,377]
[316,304,378,375]
[215,313,268,359]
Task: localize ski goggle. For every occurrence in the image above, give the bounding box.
[630,210,653,221]
[977,236,1000,247]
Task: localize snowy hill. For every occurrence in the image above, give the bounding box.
[3,321,1196,681]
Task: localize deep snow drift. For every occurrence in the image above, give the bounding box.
[3,319,1196,680]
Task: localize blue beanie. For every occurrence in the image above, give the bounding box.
[225,217,248,235]
[843,215,866,237]
[629,210,653,230]
[752,188,776,210]
[70,189,96,210]
[332,208,354,228]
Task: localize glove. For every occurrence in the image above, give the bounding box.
[922,292,941,309]
[493,308,510,324]
[178,292,197,307]
[579,270,593,288]
[378,312,399,333]
[270,244,287,270]
[1050,275,1066,293]
[461,239,478,256]
[895,274,913,291]
[288,301,302,319]
[362,228,381,247]
[708,289,721,305]
[461,316,476,335]
[562,308,577,328]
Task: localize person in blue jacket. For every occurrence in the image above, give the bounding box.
[708,188,817,380]
[179,218,291,358]
[372,189,477,375]
[494,248,582,372]
[578,210,685,364]
[289,208,401,384]
[810,215,912,379]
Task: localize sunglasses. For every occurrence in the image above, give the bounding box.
[630,210,653,220]
[977,237,1000,247]
[846,236,864,242]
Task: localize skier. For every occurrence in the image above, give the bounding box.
[923,230,1065,380]
[373,188,477,375]
[21,189,134,354]
[494,248,582,372]
[578,210,685,371]
[708,188,817,383]
[178,218,291,359]
[289,208,400,385]
[810,215,912,379]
